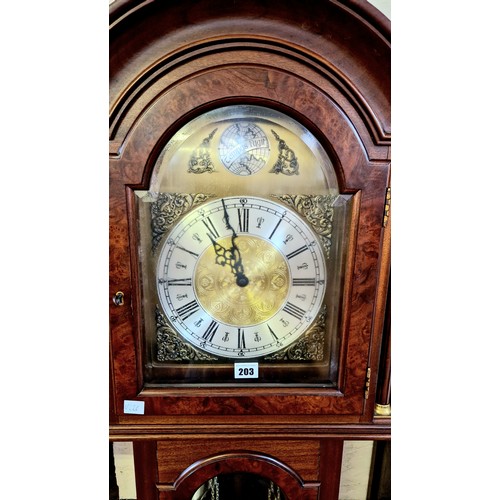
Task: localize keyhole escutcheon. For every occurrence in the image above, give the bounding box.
[113,291,125,306]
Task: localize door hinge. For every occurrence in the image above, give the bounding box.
[364,367,371,399]
[382,187,391,227]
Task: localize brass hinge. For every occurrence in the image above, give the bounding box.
[382,187,391,227]
[364,367,371,399]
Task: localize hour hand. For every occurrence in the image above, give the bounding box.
[230,244,249,287]
[207,233,232,268]
[208,232,249,287]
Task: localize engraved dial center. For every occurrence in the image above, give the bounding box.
[194,235,290,327]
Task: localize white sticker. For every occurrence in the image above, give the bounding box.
[234,362,259,379]
[123,400,145,415]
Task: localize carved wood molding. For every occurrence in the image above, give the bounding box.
[109,38,389,146]
[109,422,391,441]
[110,0,391,150]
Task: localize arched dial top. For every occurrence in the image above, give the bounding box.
[150,104,339,197]
[156,196,327,359]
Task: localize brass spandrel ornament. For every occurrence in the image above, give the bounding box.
[156,306,217,362]
[264,305,327,361]
[150,192,215,253]
[273,194,337,257]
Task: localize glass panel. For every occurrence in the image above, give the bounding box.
[135,105,352,388]
[149,104,338,196]
[192,473,287,500]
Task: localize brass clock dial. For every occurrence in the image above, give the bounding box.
[156,196,327,358]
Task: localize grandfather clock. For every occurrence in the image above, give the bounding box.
[109,1,391,498]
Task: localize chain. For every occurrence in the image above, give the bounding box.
[209,477,219,500]
[267,482,281,500]
[203,475,283,500]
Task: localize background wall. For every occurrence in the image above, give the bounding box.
[369,0,390,18]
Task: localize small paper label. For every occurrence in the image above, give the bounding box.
[123,400,145,415]
[234,362,259,379]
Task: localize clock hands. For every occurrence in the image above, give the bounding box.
[207,233,237,270]
[207,199,249,287]
[222,199,250,287]
[229,242,249,288]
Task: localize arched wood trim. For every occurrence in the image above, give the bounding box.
[157,452,320,500]
[110,0,390,152]
[109,37,389,148]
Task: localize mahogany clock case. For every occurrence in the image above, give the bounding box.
[109,0,391,429]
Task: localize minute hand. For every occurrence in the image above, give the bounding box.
[221,199,249,287]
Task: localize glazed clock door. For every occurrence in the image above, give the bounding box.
[133,105,351,389]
